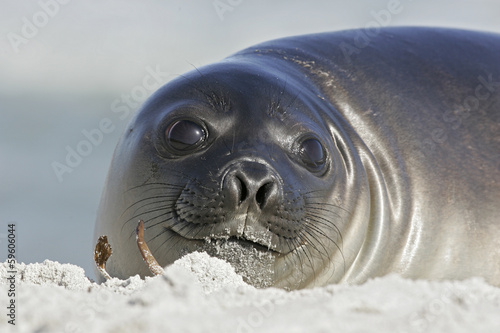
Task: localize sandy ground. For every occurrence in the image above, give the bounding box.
[1,252,499,333]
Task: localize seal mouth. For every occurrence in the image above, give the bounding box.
[172,228,285,255]
[207,235,282,255]
[167,216,294,255]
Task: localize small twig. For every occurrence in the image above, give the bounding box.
[136,220,164,276]
[94,235,113,280]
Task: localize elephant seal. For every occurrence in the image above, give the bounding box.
[94,27,500,289]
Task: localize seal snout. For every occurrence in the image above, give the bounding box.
[223,162,280,213]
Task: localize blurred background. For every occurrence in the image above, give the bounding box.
[1,0,500,280]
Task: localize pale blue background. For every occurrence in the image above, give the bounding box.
[1,0,500,280]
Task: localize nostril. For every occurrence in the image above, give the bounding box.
[256,182,274,210]
[224,165,279,210]
[236,176,248,204]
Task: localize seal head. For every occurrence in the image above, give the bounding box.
[95,27,500,289]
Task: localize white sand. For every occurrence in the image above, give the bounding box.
[1,252,499,333]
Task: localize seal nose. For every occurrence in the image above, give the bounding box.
[224,163,278,211]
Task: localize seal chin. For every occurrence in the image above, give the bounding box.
[163,217,310,288]
[192,233,281,288]
[194,234,324,290]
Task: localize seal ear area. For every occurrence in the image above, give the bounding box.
[291,134,330,176]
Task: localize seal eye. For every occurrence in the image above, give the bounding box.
[165,119,206,151]
[299,138,326,171]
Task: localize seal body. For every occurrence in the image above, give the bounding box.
[94,27,500,289]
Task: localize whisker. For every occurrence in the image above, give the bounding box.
[304,211,344,248]
[120,194,178,219]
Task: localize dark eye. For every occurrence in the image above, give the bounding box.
[299,138,325,171]
[165,119,206,151]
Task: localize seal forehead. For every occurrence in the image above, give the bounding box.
[177,60,312,114]
[140,65,323,143]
